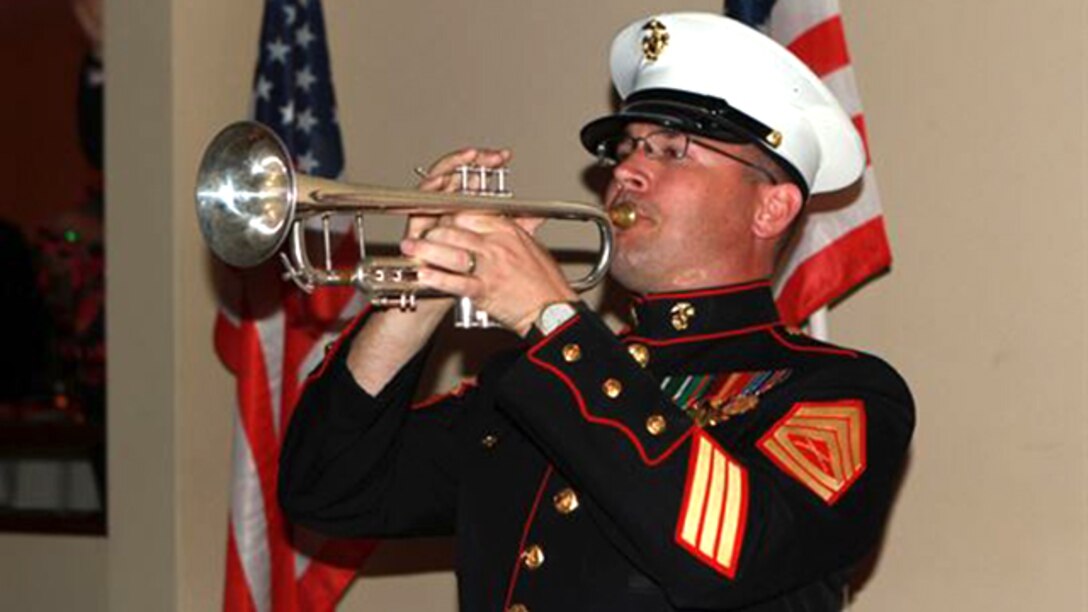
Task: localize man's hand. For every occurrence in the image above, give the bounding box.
[346,147,516,393]
[403,213,577,337]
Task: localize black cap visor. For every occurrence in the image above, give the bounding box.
[580,88,808,197]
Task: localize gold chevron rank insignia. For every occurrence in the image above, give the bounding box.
[675,430,749,578]
[757,400,866,505]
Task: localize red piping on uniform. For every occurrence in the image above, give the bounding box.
[767,328,858,358]
[411,379,478,411]
[623,322,779,347]
[528,329,695,466]
[633,280,772,303]
[503,465,554,610]
[528,314,583,350]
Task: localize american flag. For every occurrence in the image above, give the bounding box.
[217,1,373,610]
[726,0,892,326]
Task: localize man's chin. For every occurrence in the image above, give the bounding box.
[609,254,660,295]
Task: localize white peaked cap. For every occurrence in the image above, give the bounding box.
[580,12,866,197]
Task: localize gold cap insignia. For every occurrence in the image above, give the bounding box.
[641,19,670,62]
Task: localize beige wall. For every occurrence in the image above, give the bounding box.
[0,0,1084,610]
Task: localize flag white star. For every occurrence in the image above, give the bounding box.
[295,66,317,92]
[267,38,290,64]
[297,108,319,133]
[297,151,320,173]
[283,5,297,25]
[295,24,316,48]
[255,75,273,101]
[280,101,295,126]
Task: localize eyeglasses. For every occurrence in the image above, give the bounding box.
[596,128,778,185]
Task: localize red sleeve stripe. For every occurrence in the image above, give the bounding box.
[675,430,748,578]
[787,15,850,78]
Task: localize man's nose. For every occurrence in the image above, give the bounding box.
[611,151,652,193]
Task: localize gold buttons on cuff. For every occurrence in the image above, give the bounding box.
[481,434,499,449]
[626,343,650,368]
[602,378,623,399]
[646,414,667,436]
[670,302,696,331]
[553,488,580,515]
[507,605,529,612]
[562,343,582,363]
[521,544,545,570]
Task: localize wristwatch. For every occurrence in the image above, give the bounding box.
[535,301,578,336]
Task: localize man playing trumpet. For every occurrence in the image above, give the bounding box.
[279,12,913,611]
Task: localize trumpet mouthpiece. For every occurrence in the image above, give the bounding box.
[609,202,638,229]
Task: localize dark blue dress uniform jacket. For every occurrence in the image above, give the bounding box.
[279,281,914,611]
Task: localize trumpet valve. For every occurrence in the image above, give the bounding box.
[454,164,513,197]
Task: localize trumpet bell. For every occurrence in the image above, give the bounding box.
[195,122,297,268]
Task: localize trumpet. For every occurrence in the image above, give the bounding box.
[195,121,618,328]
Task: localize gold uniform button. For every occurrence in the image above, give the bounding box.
[626,343,650,368]
[521,544,545,570]
[602,378,623,399]
[646,414,667,436]
[481,434,499,449]
[670,302,696,331]
[562,343,582,362]
[553,488,580,515]
[507,605,529,612]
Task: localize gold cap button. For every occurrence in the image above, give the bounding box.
[646,414,667,436]
[481,434,499,449]
[553,488,580,515]
[602,378,623,399]
[521,544,545,570]
[670,302,696,331]
[507,605,529,612]
[626,343,650,368]
[562,343,582,363]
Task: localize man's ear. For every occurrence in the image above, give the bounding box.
[751,182,804,240]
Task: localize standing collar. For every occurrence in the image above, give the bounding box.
[626,280,782,343]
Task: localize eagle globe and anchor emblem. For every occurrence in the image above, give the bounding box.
[641,18,669,61]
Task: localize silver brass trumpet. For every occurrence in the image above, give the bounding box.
[195,121,616,328]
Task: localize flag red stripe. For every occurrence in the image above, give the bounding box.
[787,16,850,78]
[224,523,259,612]
[775,216,891,326]
[233,319,301,610]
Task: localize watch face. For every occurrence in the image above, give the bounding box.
[539,302,577,335]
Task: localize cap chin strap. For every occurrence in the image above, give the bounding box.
[622,89,775,146]
[622,89,808,199]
